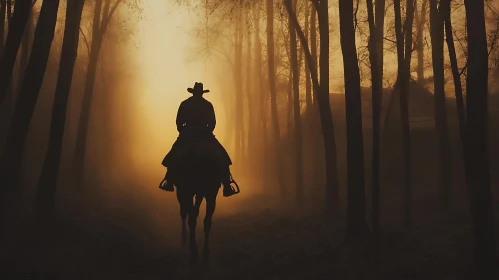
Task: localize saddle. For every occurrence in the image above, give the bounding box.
[174,140,219,168]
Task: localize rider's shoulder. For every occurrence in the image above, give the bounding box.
[185,96,212,105]
[183,97,195,103]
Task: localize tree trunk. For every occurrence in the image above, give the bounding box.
[375,0,385,81]
[285,0,339,215]
[0,0,60,194]
[0,0,31,107]
[416,0,427,83]
[0,0,6,53]
[36,0,85,217]
[0,0,10,148]
[6,0,10,23]
[234,15,244,161]
[287,0,303,206]
[73,0,121,184]
[403,0,415,231]
[463,0,496,277]
[367,0,383,235]
[72,0,103,182]
[309,1,319,190]
[283,25,293,134]
[441,0,465,145]
[267,0,284,197]
[310,3,317,105]
[429,0,452,208]
[339,0,367,237]
[245,12,253,163]
[287,57,293,133]
[318,0,339,214]
[394,0,414,231]
[253,2,268,179]
[441,4,469,226]
[233,23,241,160]
[19,5,33,90]
[73,41,102,183]
[304,1,311,109]
[295,0,303,98]
[239,32,246,160]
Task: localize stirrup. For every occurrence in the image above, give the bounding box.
[223,175,240,197]
[159,178,174,192]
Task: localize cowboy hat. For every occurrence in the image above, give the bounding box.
[187,82,210,94]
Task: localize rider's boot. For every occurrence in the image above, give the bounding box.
[222,166,236,197]
[160,168,174,192]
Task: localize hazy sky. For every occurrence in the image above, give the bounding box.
[128,1,229,181]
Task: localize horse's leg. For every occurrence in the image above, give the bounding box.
[188,194,202,265]
[203,188,219,262]
[176,188,188,248]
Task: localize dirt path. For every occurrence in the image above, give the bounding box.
[3,199,494,280]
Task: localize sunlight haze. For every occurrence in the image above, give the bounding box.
[130,1,229,187]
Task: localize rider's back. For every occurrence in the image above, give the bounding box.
[176,96,215,134]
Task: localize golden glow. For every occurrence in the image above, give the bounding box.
[123,1,242,216]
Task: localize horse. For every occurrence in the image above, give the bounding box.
[159,140,239,265]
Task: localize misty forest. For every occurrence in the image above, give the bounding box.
[1,0,498,279]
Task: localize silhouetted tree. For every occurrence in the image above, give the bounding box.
[440,0,465,145]
[245,10,253,161]
[36,0,86,216]
[303,1,311,108]
[464,0,496,278]
[429,0,452,207]
[73,0,124,184]
[286,0,303,206]
[366,0,384,235]
[267,0,285,197]
[284,0,339,215]
[0,0,60,195]
[0,1,6,53]
[6,0,10,22]
[394,0,415,230]
[339,0,367,236]
[309,0,320,191]
[375,0,385,81]
[0,0,31,107]
[252,2,267,146]
[285,27,293,134]
[280,13,293,134]
[310,1,317,102]
[18,4,33,91]
[252,2,269,180]
[234,7,244,160]
[415,0,427,83]
[317,0,339,214]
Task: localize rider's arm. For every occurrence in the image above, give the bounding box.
[176,102,185,133]
[208,103,216,132]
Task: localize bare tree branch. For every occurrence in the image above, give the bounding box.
[79,25,91,56]
[283,0,319,92]
[100,0,124,37]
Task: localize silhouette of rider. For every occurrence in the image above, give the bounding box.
[161,82,237,197]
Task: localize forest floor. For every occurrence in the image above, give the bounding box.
[2,191,499,280]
